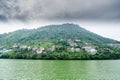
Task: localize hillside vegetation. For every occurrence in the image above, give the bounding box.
[0,23,118,47]
[0,23,120,60]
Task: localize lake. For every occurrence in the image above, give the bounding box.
[0,59,120,80]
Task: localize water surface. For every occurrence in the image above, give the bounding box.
[0,59,120,80]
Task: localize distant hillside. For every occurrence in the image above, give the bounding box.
[0,23,118,47]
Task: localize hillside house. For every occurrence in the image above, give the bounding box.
[75,39,81,42]
[27,46,31,50]
[20,46,28,49]
[108,43,120,48]
[68,39,77,47]
[12,43,20,49]
[67,47,80,52]
[67,47,75,52]
[82,46,97,55]
[75,48,81,52]
[32,47,38,51]
[36,47,45,54]
[0,49,12,54]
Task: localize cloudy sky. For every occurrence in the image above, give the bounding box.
[0,0,120,41]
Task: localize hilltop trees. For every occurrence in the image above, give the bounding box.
[0,23,120,60]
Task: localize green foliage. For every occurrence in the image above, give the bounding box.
[0,23,118,47]
[0,23,120,60]
[1,47,120,60]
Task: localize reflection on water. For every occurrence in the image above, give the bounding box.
[0,59,120,80]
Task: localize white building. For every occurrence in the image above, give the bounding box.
[20,46,28,49]
[75,39,81,42]
[75,48,80,52]
[12,43,19,49]
[36,47,45,54]
[67,47,80,52]
[0,49,12,54]
[108,43,120,48]
[82,46,97,55]
[47,45,56,51]
[51,45,55,51]
[32,47,38,51]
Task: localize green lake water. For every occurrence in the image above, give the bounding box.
[0,59,120,80]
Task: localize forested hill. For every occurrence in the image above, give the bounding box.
[0,23,118,47]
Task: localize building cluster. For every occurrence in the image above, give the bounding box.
[82,46,97,55]
[0,48,12,54]
[108,43,120,48]
[12,43,55,54]
[67,39,97,54]
[32,47,45,54]
[67,39,80,52]
[0,39,98,55]
[67,39,78,47]
[12,39,97,54]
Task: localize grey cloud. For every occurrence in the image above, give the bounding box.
[0,0,120,22]
[0,15,7,21]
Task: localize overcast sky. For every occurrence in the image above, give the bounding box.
[0,0,120,41]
